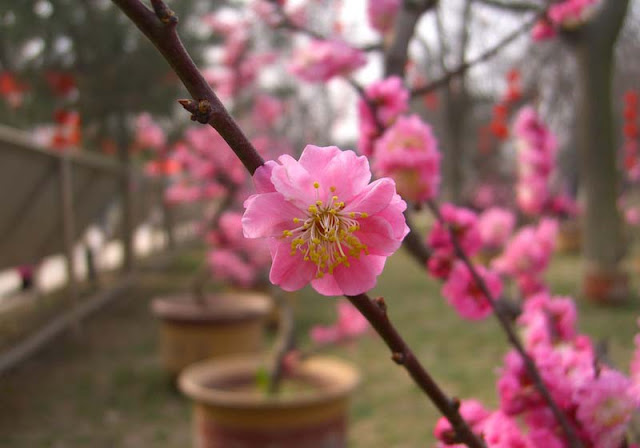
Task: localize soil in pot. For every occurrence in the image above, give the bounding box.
[179,355,360,448]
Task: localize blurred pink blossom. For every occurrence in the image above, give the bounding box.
[310,301,369,344]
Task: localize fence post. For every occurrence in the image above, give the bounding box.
[60,155,80,332]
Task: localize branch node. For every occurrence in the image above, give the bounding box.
[391,351,406,365]
[150,0,178,25]
[374,296,387,313]
[451,396,461,411]
[178,98,213,124]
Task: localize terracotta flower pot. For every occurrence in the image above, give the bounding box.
[178,355,360,448]
[151,292,272,377]
[582,267,629,305]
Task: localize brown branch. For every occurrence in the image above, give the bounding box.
[112,2,485,445]
[111,0,264,175]
[426,200,584,448]
[471,0,542,13]
[347,294,485,448]
[411,13,540,98]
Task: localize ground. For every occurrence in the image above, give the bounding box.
[0,246,639,447]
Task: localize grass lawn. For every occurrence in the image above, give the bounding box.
[0,246,638,447]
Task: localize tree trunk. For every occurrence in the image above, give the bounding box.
[569,0,630,303]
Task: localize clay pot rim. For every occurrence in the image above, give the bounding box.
[178,355,360,409]
[151,292,272,323]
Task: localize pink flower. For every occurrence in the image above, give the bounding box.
[289,39,367,83]
[518,292,577,349]
[208,249,256,288]
[434,399,490,447]
[549,0,599,28]
[310,301,369,344]
[626,207,640,226]
[481,411,532,448]
[513,106,558,216]
[242,145,409,296]
[531,19,557,41]
[252,94,284,130]
[575,368,638,448]
[428,204,482,256]
[134,113,166,150]
[372,115,441,202]
[357,76,409,156]
[492,219,557,296]
[367,0,401,33]
[477,207,516,250]
[441,261,502,320]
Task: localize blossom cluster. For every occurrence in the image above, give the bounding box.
[513,106,562,216]
[358,77,442,203]
[532,0,599,41]
[206,211,271,288]
[289,39,367,83]
[435,291,640,448]
[366,0,401,34]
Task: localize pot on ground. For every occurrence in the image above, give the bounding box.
[178,355,360,448]
[151,292,272,377]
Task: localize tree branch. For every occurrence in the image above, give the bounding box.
[471,0,542,13]
[426,200,584,448]
[347,294,485,448]
[411,13,540,97]
[111,2,485,445]
[111,0,264,175]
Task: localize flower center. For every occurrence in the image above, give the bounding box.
[282,182,369,278]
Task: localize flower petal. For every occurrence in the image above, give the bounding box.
[356,216,403,256]
[331,255,387,295]
[311,273,344,296]
[270,154,316,208]
[343,178,396,216]
[243,192,301,238]
[253,161,277,193]
[316,149,372,201]
[269,240,317,291]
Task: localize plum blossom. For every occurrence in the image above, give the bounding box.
[513,106,558,216]
[357,76,409,156]
[434,400,490,447]
[310,301,369,344]
[548,0,599,29]
[242,145,409,296]
[426,204,482,279]
[442,261,502,321]
[477,207,516,251]
[518,292,577,350]
[575,368,638,448]
[372,115,441,202]
[134,113,166,151]
[289,39,366,83]
[492,219,558,297]
[366,0,401,33]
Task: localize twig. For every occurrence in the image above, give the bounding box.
[471,0,543,13]
[347,294,485,448]
[411,13,540,98]
[112,3,485,445]
[111,0,264,175]
[426,200,584,448]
